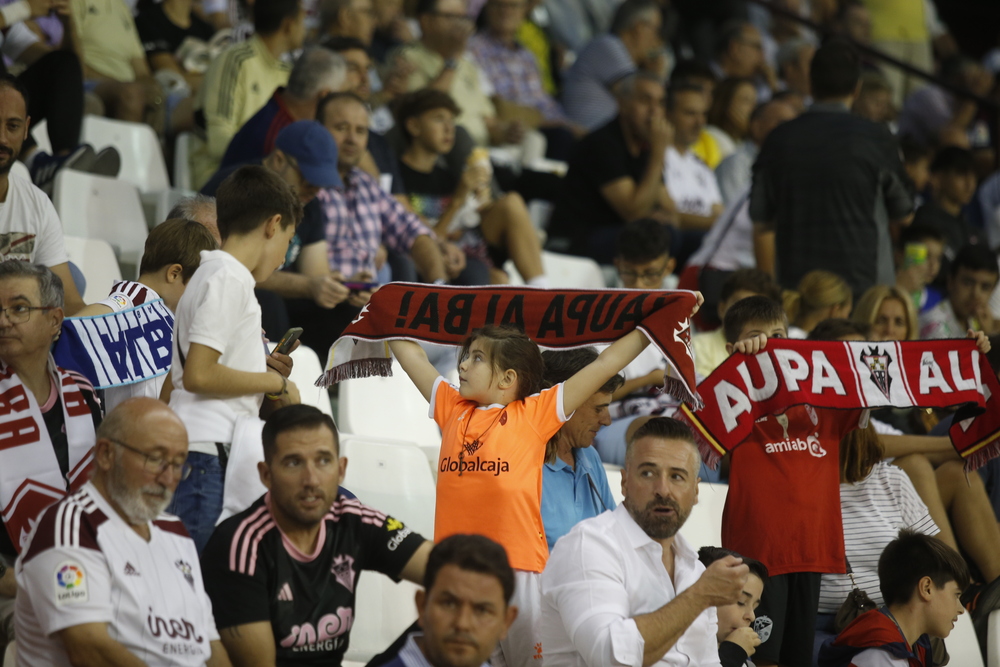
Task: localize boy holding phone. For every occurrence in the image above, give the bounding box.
[168,165,305,552]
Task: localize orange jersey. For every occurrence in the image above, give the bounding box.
[432,377,569,572]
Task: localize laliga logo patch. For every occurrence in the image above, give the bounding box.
[112,295,129,309]
[753,616,772,643]
[54,561,88,605]
[861,346,893,400]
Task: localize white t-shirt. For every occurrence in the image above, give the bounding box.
[0,172,68,267]
[100,281,168,413]
[663,147,722,217]
[169,250,266,443]
[14,482,220,667]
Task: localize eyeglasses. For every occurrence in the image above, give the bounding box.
[0,304,57,323]
[110,438,193,480]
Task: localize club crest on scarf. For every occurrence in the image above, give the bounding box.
[860,347,892,400]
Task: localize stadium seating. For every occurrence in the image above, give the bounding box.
[948,611,985,667]
[268,342,332,417]
[338,360,442,449]
[346,573,419,664]
[173,132,194,192]
[63,236,123,304]
[989,609,1000,667]
[503,251,607,288]
[52,171,147,278]
[677,482,728,550]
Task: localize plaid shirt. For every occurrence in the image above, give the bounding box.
[320,168,432,277]
[468,33,566,123]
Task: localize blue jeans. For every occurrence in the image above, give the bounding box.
[167,452,224,554]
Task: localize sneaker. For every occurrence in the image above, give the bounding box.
[89,146,121,178]
[29,144,96,195]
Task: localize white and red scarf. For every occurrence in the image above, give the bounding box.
[0,358,97,552]
[678,339,1000,471]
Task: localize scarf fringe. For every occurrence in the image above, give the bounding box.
[316,358,393,388]
[964,439,1000,473]
[665,377,703,412]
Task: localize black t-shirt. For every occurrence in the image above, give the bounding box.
[749,103,914,298]
[200,159,324,273]
[0,379,102,558]
[135,3,215,56]
[547,117,649,257]
[398,162,459,223]
[201,494,425,666]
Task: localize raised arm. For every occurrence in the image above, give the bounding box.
[389,340,440,402]
[563,329,650,415]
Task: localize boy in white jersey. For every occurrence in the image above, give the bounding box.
[73,219,219,413]
[14,397,231,667]
[168,165,305,552]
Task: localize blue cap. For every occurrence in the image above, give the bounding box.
[274,120,342,189]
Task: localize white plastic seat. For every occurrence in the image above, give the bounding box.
[338,360,442,448]
[287,344,332,417]
[504,251,607,289]
[605,463,623,505]
[63,235,123,304]
[346,574,419,664]
[173,131,194,191]
[948,612,985,667]
[53,170,147,278]
[677,482,728,550]
[988,609,999,667]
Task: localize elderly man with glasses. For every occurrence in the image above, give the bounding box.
[0,261,103,660]
[14,396,232,666]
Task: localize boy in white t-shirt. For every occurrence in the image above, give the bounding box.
[73,219,219,413]
[167,165,305,552]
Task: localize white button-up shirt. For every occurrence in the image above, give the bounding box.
[540,504,721,667]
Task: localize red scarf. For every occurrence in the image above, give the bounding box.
[318,284,703,408]
[677,339,1000,470]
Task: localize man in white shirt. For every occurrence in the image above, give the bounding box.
[0,76,85,314]
[540,417,748,667]
[664,81,723,243]
[14,397,231,666]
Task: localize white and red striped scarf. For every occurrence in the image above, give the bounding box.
[0,357,97,552]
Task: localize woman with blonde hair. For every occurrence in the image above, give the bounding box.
[852,285,918,341]
[783,270,853,338]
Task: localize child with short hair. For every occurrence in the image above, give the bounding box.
[699,546,769,667]
[389,323,657,667]
[73,218,219,412]
[168,164,304,552]
[818,529,970,667]
[919,244,1000,339]
[720,295,866,667]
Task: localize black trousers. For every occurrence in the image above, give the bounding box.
[16,50,84,154]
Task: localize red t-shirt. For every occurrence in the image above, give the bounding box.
[722,405,863,576]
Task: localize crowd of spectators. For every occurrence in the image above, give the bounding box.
[1,0,1000,665]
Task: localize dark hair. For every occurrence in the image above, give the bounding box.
[542,348,624,396]
[723,296,787,344]
[930,145,975,175]
[670,59,717,88]
[609,0,657,35]
[714,20,751,58]
[698,546,769,584]
[0,73,29,112]
[254,0,302,35]
[317,90,368,124]
[262,404,339,463]
[810,38,861,100]
[719,269,782,304]
[139,219,219,282]
[899,137,932,165]
[394,89,462,144]
[616,218,672,264]
[423,534,515,604]
[899,222,944,248]
[216,165,303,239]
[458,325,544,401]
[626,417,698,466]
[666,80,705,112]
[320,35,369,53]
[807,318,870,341]
[708,77,755,138]
[415,0,440,17]
[879,529,970,606]
[950,244,999,278]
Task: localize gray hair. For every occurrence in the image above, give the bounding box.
[288,47,347,100]
[610,0,658,35]
[0,261,64,308]
[167,194,216,224]
[614,70,664,101]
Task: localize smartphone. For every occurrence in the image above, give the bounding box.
[273,327,303,356]
[343,281,378,292]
